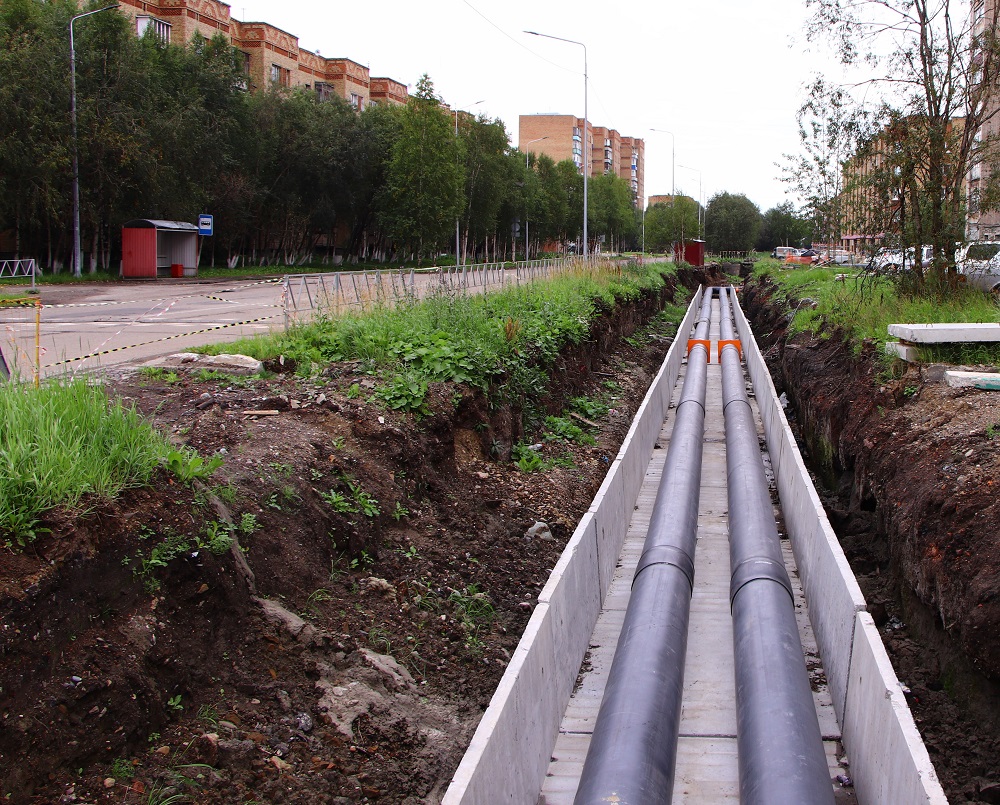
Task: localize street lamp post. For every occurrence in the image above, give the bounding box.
[525,30,588,258]
[523,135,548,261]
[678,164,704,240]
[454,99,485,268]
[70,4,119,278]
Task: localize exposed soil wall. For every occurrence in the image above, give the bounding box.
[743,275,1000,801]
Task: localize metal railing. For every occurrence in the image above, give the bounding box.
[280,257,588,326]
[0,259,38,292]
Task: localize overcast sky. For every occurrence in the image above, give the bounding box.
[235,0,841,212]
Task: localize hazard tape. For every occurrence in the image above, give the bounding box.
[44,276,283,310]
[45,314,280,368]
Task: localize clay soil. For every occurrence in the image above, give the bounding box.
[744,276,1000,804]
[0,271,725,805]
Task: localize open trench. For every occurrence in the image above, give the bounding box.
[741,273,1000,802]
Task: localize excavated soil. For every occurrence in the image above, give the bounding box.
[744,275,1000,803]
[0,267,732,805]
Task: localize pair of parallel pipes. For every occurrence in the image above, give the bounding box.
[575,287,832,805]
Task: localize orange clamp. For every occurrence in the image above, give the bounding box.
[718,339,743,361]
[687,339,711,362]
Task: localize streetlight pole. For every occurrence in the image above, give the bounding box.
[525,30,588,258]
[454,99,484,268]
[678,164,703,239]
[649,128,675,207]
[70,4,119,278]
[523,135,548,261]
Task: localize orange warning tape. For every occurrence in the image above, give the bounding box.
[687,339,711,361]
[718,339,742,361]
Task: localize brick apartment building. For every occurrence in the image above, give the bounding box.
[967,0,1000,240]
[117,0,408,108]
[519,115,645,206]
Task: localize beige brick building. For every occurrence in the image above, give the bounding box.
[519,114,645,206]
[117,0,408,108]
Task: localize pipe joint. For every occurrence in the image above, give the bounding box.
[633,544,696,592]
[729,556,794,608]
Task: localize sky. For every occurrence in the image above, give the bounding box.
[233,0,842,212]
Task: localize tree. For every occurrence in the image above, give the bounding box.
[804,0,1000,288]
[643,196,701,253]
[705,192,761,252]
[378,75,463,262]
[588,173,636,253]
[757,202,813,251]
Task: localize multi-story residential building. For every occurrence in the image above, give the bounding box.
[966,0,1000,240]
[519,114,645,206]
[116,0,408,108]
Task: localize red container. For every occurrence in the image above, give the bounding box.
[170,263,183,278]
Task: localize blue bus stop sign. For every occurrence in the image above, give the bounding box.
[198,214,214,236]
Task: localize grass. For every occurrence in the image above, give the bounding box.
[197,260,676,413]
[754,258,1000,366]
[0,379,171,546]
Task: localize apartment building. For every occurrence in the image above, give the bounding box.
[519,114,645,206]
[116,0,408,109]
[967,0,1000,240]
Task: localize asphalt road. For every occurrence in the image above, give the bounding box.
[1,277,286,380]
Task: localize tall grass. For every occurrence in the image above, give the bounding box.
[755,260,1000,363]
[0,380,170,545]
[201,261,675,409]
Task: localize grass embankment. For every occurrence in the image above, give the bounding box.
[0,381,170,546]
[202,260,683,414]
[754,258,1000,366]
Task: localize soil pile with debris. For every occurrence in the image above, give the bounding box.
[743,276,1000,803]
[0,269,727,804]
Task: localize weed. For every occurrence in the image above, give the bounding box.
[391,502,410,521]
[987,423,999,439]
[198,521,234,555]
[321,489,357,514]
[346,383,362,398]
[196,704,219,728]
[512,443,545,473]
[304,588,335,616]
[264,491,282,511]
[309,467,324,481]
[396,543,419,559]
[165,449,223,484]
[903,385,919,398]
[109,757,135,780]
[570,395,610,420]
[376,371,430,415]
[238,512,259,535]
[331,436,346,449]
[544,415,595,445]
[367,625,392,653]
[135,533,190,592]
[167,695,183,712]
[191,368,227,383]
[267,462,293,478]
[139,367,181,384]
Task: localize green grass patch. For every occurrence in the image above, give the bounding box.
[199,261,676,412]
[755,260,1000,365]
[0,380,171,546]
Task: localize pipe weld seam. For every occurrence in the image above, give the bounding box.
[675,398,707,416]
[729,556,794,608]
[721,397,753,415]
[633,544,696,592]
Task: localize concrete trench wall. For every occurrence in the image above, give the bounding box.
[443,286,947,805]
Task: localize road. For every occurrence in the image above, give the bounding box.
[1,277,286,380]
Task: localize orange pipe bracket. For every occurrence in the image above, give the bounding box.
[687,339,711,362]
[718,339,742,361]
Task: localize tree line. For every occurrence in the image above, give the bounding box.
[0,0,643,272]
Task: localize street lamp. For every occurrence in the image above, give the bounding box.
[523,136,548,261]
[525,30,588,258]
[649,128,676,208]
[70,3,119,278]
[678,164,704,240]
[454,99,485,267]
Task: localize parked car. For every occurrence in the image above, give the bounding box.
[871,245,933,271]
[957,241,1000,296]
[829,249,856,265]
[771,246,799,261]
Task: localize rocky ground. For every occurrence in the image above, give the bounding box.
[0,272,716,804]
[744,275,1000,803]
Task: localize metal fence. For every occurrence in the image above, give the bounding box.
[280,257,584,326]
[0,259,38,292]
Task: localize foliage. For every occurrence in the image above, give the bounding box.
[0,379,169,546]
[802,0,1000,290]
[164,449,223,484]
[756,201,813,251]
[643,196,701,252]
[705,192,762,252]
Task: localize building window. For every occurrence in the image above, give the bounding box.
[136,16,171,43]
[350,93,364,111]
[315,82,332,101]
[270,64,289,86]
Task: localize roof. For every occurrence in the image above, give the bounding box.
[123,219,199,232]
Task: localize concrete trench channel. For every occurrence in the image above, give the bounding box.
[442,286,947,804]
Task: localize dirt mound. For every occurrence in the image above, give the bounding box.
[743,275,1000,801]
[0,279,697,804]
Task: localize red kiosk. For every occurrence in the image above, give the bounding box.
[673,239,706,267]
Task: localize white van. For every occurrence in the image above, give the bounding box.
[771,246,799,261]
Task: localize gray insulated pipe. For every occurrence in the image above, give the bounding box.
[717,286,834,805]
[574,286,715,805]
